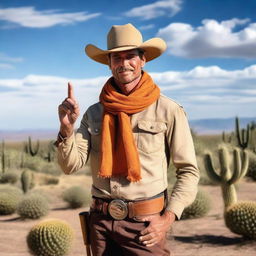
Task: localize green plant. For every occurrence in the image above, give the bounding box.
[62,186,91,209]
[27,219,74,256]
[235,117,250,150]
[181,189,211,219]
[27,136,40,157]
[17,194,49,219]
[0,171,19,184]
[204,146,256,240]
[21,169,35,193]
[247,152,256,181]
[0,185,23,215]
[225,201,256,239]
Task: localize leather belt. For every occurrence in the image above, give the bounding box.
[91,195,165,220]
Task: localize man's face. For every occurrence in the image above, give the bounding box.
[108,49,146,84]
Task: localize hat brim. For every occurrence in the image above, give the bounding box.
[85,38,167,65]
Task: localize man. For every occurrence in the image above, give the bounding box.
[56,23,199,256]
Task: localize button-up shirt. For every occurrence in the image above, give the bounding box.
[57,94,200,219]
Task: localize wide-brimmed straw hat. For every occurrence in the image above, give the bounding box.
[85,23,167,65]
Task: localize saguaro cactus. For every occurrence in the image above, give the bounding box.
[28,136,40,157]
[204,146,256,240]
[235,117,250,149]
[1,140,6,173]
[204,146,248,208]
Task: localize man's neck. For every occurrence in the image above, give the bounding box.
[114,75,142,95]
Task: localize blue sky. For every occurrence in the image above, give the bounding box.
[0,0,256,130]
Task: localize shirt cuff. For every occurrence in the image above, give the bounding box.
[165,200,185,220]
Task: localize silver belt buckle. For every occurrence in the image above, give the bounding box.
[108,199,128,220]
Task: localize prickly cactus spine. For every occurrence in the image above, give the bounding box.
[27,219,74,256]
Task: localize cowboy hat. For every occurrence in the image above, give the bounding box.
[85,23,167,65]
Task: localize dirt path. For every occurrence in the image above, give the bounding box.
[1,177,256,256]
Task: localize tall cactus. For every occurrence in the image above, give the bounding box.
[28,136,40,157]
[1,140,6,173]
[235,117,250,150]
[21,169,34,193]
[204,146,248,209]
[204,146,256,240]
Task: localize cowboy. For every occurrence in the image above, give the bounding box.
[56,23,199,256]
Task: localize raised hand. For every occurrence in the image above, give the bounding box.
[58,82,80,137]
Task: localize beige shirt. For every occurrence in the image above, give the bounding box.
[57,94,200,219]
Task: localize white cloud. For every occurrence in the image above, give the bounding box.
[0,65,256,129]
[0,63,15,69]
[139,24,155,30]
[0,6,101,28]
[157,18,256,58]
[124,0,182,20]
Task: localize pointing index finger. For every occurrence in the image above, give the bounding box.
[68,82,75,100]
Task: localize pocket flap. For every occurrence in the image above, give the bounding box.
[138,120,167,133]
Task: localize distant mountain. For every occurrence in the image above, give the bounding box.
[0,130,57,142]
[189,117,256,135]
[0,117,255,141]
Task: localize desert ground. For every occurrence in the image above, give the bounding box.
[1,174,256,256]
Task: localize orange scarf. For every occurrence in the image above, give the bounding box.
[99,71,160,182]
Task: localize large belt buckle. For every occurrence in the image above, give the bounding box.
[108,199,128,220]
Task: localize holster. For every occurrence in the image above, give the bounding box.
[79,211,91,256]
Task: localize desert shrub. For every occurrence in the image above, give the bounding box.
[181,189,211,219]
[0,185,23,215]
[44,176,59,185]
[247,152,256,181]
[62,186,91,209]
[0,171,19,184]
[27,219,74,256]
[17,194,49,219]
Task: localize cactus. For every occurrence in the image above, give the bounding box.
[247,152,256,181]
[17,194,49,219]
[0,185,23,215]
[27,219,74,256]
[225,201,256,239]
[28,136,40,157]
[62,186,91,209]
[204,146,256,240]
[21,169,35,193]
[1,140,7,173]
[235,117,250,150]
[181,189,211,219]
[45,140,56,162]
[222,131,234,144]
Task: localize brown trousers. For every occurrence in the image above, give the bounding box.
[89,211,170,256]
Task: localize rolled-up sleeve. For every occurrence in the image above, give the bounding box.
[166,105,200,219]
[57,113,91,174]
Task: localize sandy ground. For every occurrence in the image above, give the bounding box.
[1,175,256,256]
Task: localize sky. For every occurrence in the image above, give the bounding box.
[0,0,256,130]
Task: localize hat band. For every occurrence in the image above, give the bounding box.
[108,44,139,50]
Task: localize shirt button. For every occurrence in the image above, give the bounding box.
[94,128,99,132]
[150,126,154,129]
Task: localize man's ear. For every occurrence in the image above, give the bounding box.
[107,54,112,69]
[141,55,146,68]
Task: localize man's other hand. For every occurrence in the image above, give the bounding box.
[139,211,175,247]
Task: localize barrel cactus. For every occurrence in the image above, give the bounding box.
[62,186,91,209]
[225,201,256,239]
[204,146,256,240]
[27,219,74,256]
[0,185,23,215]
[0,171,19,184]
[17,194,49,219]
[181,189,211,219]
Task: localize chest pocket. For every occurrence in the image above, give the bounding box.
[88,122,102,152]
[137,120,167,154]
